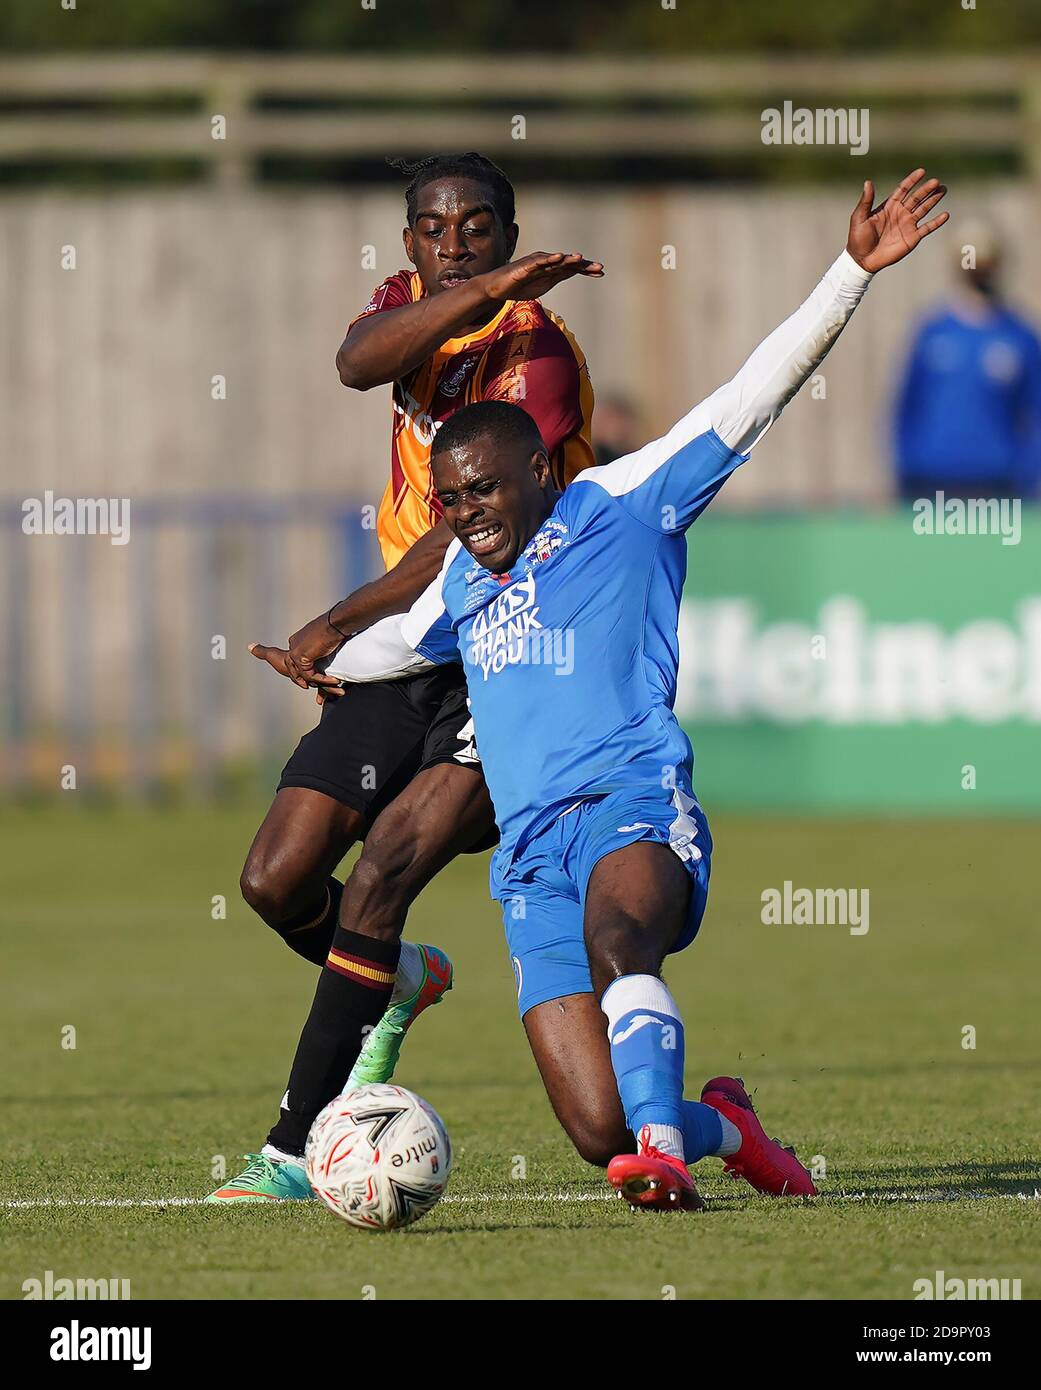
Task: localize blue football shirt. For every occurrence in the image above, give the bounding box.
[329,249,874,860]
[401,425,747,861]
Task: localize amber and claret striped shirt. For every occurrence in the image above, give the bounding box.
[348,269,596,571]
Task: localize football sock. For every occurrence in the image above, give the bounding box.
[681,1100,741,1161]
[271,878,344,965]
[391,940,425,1002]
[260,1142,303,1166]
[602,974,688,1162]
[266,927,399,1157]
[715,1110,743,1157]
[642,1123,686,1159]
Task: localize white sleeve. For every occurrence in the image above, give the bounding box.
[323,538,463,683]
[568,249,873,533]
[709,248,873,454]
[322,611,435,683]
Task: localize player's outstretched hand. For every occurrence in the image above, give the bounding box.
[248,640,345,700]
[846,168,949,273]
[286,610,348,671]
[485,251,605,304]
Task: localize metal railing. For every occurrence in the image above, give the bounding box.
[1,497,380,799]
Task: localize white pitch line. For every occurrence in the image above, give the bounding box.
[827,1189,1041,1204]
[2,1198,204,1209]
[1,1189,1039,1210]
[0,1194,613,1209]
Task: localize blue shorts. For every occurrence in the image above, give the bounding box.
[489,784,712,1018]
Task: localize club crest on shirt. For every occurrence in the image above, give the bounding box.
[439,353,480,399]
[524,518,569,567]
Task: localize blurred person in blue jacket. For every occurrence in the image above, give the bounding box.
[894,219,1041,500]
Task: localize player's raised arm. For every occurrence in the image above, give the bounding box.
[713,168,948,456]
[337,253,603,391]
[587,169,948,531]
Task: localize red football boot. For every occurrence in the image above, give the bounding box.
[607,1126,706,1212]
[700,1076,817,1196]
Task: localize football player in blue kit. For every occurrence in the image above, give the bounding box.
[327,170,949,1210]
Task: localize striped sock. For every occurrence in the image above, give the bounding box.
[267,927,399,1156]
[272,878,344,965]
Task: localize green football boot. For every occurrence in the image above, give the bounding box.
[204,1152,314,1204]
[345,944,453,1089]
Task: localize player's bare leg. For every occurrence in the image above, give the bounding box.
[583,842,709,1209]
[343,759,497,1086]
[336,760,495,944]
[240,786,366,963]
[262,760,496,1161]
[521,844,697,1183]
[587,841,815,1205]
[523,994,633,1167]
[521,841,814,1209]
[210,773,488,1203]
[524,987,703,1210]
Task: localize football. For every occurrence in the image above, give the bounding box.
[305,1083,452,1230]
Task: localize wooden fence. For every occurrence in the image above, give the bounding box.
[3,182,1039,513]
[1,53,1040,182]
[3,50,1041,793]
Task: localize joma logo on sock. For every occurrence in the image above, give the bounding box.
[913,1270,1022,1300]
[760,882,869,935]
[612,1015,678,1048]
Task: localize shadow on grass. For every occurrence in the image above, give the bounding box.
[822,1159,1040,1199]
[405,1221,594,1237]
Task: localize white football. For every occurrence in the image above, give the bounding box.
[305,1083,452,1231]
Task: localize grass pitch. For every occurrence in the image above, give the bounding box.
[2,802,1038,1300]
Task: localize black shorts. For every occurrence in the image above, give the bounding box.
[278,665,494,844]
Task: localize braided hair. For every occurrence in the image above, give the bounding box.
[389,152,516,228]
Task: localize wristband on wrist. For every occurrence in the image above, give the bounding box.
[326,606,351,641]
